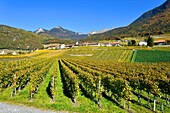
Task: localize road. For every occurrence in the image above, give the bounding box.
[0,102,67,113]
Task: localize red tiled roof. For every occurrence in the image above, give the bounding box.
[154,40,166,43]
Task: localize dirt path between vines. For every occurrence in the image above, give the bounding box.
[0,102,68,113]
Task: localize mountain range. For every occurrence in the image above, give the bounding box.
[34,26,88,40]
[0,25,74,50]
[86,0,170,41]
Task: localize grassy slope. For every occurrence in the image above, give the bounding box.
[135,50,170,62]
[0,25,43,50]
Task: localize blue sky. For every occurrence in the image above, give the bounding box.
[0,0,166,33]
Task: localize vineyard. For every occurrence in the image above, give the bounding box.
[62,46,133,62]
[59,59,170,112]
[0,48,170,113]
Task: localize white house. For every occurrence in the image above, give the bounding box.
[138,41,147,46]
[60,44,65,49]
[0,50,7,55]
[75,41,79,45]
[12,51,17,55]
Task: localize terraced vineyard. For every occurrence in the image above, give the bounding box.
[0,48,170,113]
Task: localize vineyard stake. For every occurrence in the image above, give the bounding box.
[124,100,126,109]
[98,80,102,108]
[153,96,156,112]
[14,74,17,95]
[52,76,55,100]
[161,103,164,113]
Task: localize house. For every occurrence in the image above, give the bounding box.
[60,44,65,49]
[83,42,101,46]
[102,42,111,46]
[154,40,166,45]
[65,44,73,49]
[43,43,65,49]
[75,41,79,46]
[102,42,120,46]
[138,41,147,46]
[12,51,17,55]
[0,50,7,55]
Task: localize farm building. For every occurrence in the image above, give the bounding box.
[101,42,120,46]
[65,44,73,49]
[43,44,65,49]
[60,44,65,49]
[75,41,79,45]
[154,40,166,45]
[12,51,17,55]
[83,42,101,46]
[0,50,7,55]
[138,41,147,46]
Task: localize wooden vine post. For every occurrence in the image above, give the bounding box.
[153,96,157,112]
[51,76,55,100]
[98,80,102,108]
[12,74,17,97]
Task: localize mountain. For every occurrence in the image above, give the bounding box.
[88,28,110,35]
[86,0,170,41]
[35,26,88,40]
[39,32,75,44]
[0,25,43,50]
[35,28,48,34]
[34,28,76,44]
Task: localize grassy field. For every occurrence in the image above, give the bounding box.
[134,50,170,62]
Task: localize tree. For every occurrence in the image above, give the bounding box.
[147,36,154,46]
[166,40,170,45]
[131,40,136,46]
[128,40,132,46]
[128,40,136,46]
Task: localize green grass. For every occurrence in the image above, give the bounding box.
[130,50,137,62]
[134,50,170,62]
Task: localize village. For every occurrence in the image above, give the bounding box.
[37,38,169,50]
[0,38,169,55]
